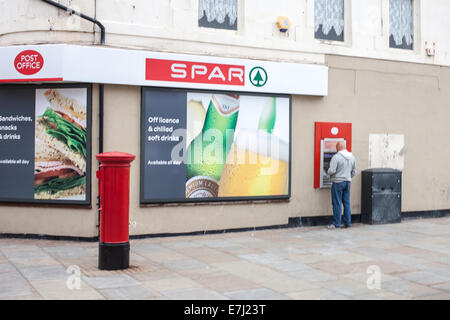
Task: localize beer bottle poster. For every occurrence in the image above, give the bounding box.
[141,87,291,203]
[0,85,91,205]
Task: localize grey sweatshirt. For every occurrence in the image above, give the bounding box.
[327,150,356,183]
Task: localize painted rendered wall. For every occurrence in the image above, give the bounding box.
[368,134,405,170]
[294,55,450,219]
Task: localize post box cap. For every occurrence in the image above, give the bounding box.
[96,151,136,164]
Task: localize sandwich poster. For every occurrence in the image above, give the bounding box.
[0,85,91,204]
[141,87,291,203]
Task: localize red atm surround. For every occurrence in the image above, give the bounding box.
[314,122,352,189]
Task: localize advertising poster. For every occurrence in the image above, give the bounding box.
[0,85,91,204]
[141,88,290,203]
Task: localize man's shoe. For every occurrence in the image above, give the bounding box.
[327,224,337,229]
[341,225,351,229]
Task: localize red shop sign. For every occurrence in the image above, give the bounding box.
[146,58,245,86]
[14,50,44,75]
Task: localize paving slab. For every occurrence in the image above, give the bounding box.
[224,288,288,300]
[162,287,229,300]
[0,272,35,299]
[142,275,202,292]
[318,278,374,297]
[432,282,450,292]
[98,285,162,300]
[41,246,93,259]
[396,271,450,286]
[261,276,319,294]
[0,263,16,273]
[349,260,419,275]
[160,258,208,272]
[239,252,312,272]
[18,265,68,281]
[286,288,351,300]
[82,274,141,289]
[287,268,339,283]
[380,279,445,298]
[194,252,240,264]
[193,273,260,293]
[353,291,410,300]
[130,268,175,282]
[417,292,450,300]
[30,279,104,300]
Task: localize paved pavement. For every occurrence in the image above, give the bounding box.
[0,217,449,300]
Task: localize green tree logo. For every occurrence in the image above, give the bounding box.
[249,67,268,87]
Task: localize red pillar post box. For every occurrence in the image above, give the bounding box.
[96,151,136,270]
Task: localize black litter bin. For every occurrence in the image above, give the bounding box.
[361,168,402,224]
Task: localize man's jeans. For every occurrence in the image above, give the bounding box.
[331,181,351,227]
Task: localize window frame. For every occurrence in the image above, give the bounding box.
[383,0,421,53]
[388,0,414,50]
[311,0,353,47]
[197,0,239,31]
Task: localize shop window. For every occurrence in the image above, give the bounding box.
[314,0,345,42]
[389,0,414,49]
[198,0,238,30]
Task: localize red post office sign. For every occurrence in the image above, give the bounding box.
[145,58,245,86]
[14,50,44,75]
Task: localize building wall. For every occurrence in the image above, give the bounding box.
[1,0,450,67]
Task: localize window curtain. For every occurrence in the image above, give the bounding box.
[314,0,345,37]
[198,0,238,26]
[389,0,414,48]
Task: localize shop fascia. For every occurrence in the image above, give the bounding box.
[0,44,328,96]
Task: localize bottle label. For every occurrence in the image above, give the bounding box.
[212,94,239,116]
[186,175,219,198]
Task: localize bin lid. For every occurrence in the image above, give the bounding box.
[362,168,402,173]
[96,151,136,164]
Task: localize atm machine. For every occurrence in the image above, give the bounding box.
[314,122,352,189]
[320,138,346,188]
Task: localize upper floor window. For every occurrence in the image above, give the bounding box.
[389,0,414,49]
[198,0,238,30]
[314,0,344,42]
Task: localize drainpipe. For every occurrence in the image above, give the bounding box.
[41,0,106,235]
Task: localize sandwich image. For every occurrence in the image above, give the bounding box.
[34,89,87,200]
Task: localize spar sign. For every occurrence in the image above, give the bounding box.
[14,50,44,75]
[146,59,246,86]
[145,59,273,89]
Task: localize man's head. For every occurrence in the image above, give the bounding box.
[336,141,346,152]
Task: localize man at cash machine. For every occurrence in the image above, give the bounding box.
[327,141,356,229]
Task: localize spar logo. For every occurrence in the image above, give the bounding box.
[146,58,245,86]
[249,66,267,87]
[14,50,44,75]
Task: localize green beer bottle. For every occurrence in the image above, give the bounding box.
[258,97,276,133]
[185,94,240,198]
